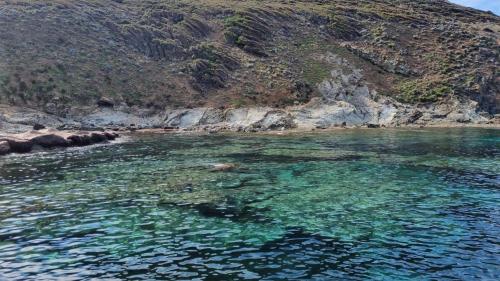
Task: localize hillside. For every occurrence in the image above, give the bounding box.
[0,0,498,130]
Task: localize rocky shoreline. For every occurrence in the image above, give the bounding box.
[1,106,498,157]
[0,100,498,156]
[0,128,119,156]
[1,93,498,135]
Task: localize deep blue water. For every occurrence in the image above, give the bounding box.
[0,128,499,280]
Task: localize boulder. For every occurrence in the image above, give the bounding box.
[67,135,93,146]
[406,111,423,124]
[104,132,118,140]
[31,134,69,148]
[67,135,83,146]
[255,111,296,131]
[163,126,180,131]
[0,141,11,155]
[6,139,33,153]
[90,133,108,143]
[81,135,93,145]
[33,124,46,130]
[367,123,381,128]
[97,97,114,108]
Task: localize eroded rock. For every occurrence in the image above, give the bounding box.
[6,139,33,153]
[33,124,46,130]
[0,141,10,155]
[0,130,119,156]
[31,134,69,148]
[97,98,115,108]
[90,133,108,143]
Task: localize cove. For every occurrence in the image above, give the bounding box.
[0,128,499,280]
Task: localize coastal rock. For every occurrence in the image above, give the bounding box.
[6,139,33,153]
[97,97,114,108]
[67,135,86,146]
[31,134,69,148]
[77,108,163,130]
[1,98,496,135]
[0,141,10,155]
[67,134,94,146]
[406,110,424,124]
[0,129,119,156]
[165,108,207,128]
[33,124,46,130]
[251,110,296,131]
[104,132,118,140]
[199,108,225,125]
[90,133,108,143]
[0,105,80,133]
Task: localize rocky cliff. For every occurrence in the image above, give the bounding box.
[0,0,498,131]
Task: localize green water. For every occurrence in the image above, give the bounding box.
[0,128,499,280]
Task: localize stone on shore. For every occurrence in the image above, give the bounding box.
[0,141,11,155]
[0,129,119,156]
[90,133,108,143]
[5,139,34,153]
[33,124,46,130]
[31,134,69,148]
[104,132,118,140]
[97,97,114,108]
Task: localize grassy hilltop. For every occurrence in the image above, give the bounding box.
[0,0,498,115]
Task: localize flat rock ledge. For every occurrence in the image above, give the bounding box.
[0,129,119,156]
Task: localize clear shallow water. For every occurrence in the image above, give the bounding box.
[0,128,499,280]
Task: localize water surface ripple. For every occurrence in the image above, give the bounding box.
[0,128,499,280]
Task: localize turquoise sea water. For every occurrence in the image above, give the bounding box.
[0,128,499,280]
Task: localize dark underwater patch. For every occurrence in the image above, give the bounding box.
[413,164,500,190]
[226,152,365,164]
[193,202,271,223]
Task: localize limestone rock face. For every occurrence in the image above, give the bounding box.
[165,108,208,128]
[252,110,296,131]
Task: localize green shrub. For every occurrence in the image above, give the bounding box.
[397,80,452,103]
[223,14,246,28]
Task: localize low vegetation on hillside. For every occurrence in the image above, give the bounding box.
[0,0,498,115]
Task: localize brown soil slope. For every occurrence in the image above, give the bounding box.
[0,0,498,115]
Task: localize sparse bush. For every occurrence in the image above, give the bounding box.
[397,80,452,103]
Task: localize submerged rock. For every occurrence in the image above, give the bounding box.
[193,202,270,222]
[210,163,238,172]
